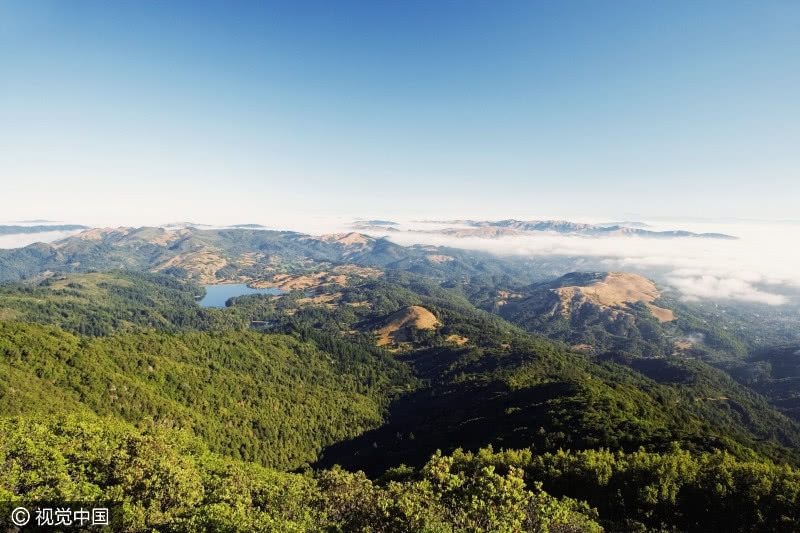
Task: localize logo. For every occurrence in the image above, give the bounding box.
[11,506,31,526]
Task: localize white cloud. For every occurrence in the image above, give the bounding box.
[364,219,800,305]
[0,230,84,249]
[664,275,787,305]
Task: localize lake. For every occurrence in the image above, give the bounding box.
[198,284,284,308]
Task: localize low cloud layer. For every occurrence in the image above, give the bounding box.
[0,230,84,249]
[368,220,800,306]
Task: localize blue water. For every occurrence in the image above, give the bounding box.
[198,284,283,308]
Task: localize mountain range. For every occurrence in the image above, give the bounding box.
[414,219,737,239]
[0,223,88,235]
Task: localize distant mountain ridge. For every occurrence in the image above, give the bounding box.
[421,219,737,239]
[160,222,268,230]
[0,224,88,235]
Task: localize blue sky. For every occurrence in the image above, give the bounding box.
[1,1,798,225]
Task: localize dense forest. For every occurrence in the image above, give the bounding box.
[0,320,415,469]
[2,416,799,532]
[2,263,800,531]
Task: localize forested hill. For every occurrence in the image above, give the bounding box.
[3,267,800,531]
[3,270,800,469]
[0,319,417,470]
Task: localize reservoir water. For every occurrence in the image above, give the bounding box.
[198,284,283,308]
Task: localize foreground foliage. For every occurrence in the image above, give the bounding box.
[0,416,600,532]
[3,416,799,532]
[435,446,800,533]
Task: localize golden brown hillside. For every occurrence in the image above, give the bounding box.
[248,264,382,291]
[71,227,130,241]
[153,251,229,284]
[306,232,375,247]
[551,272,675,322]
[374,305,440,346]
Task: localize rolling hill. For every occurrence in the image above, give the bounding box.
[372,305,440,346]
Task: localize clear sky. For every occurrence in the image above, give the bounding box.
[1,1,798,225]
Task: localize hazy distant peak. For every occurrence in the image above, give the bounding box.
[596,221,651,228]
[0,224,88,235]
[160,222,213,230]
[435,227,524,238]
[353,219,398,226]
[417,219,736,239]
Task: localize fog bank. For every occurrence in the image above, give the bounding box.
[371,220,800,305]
